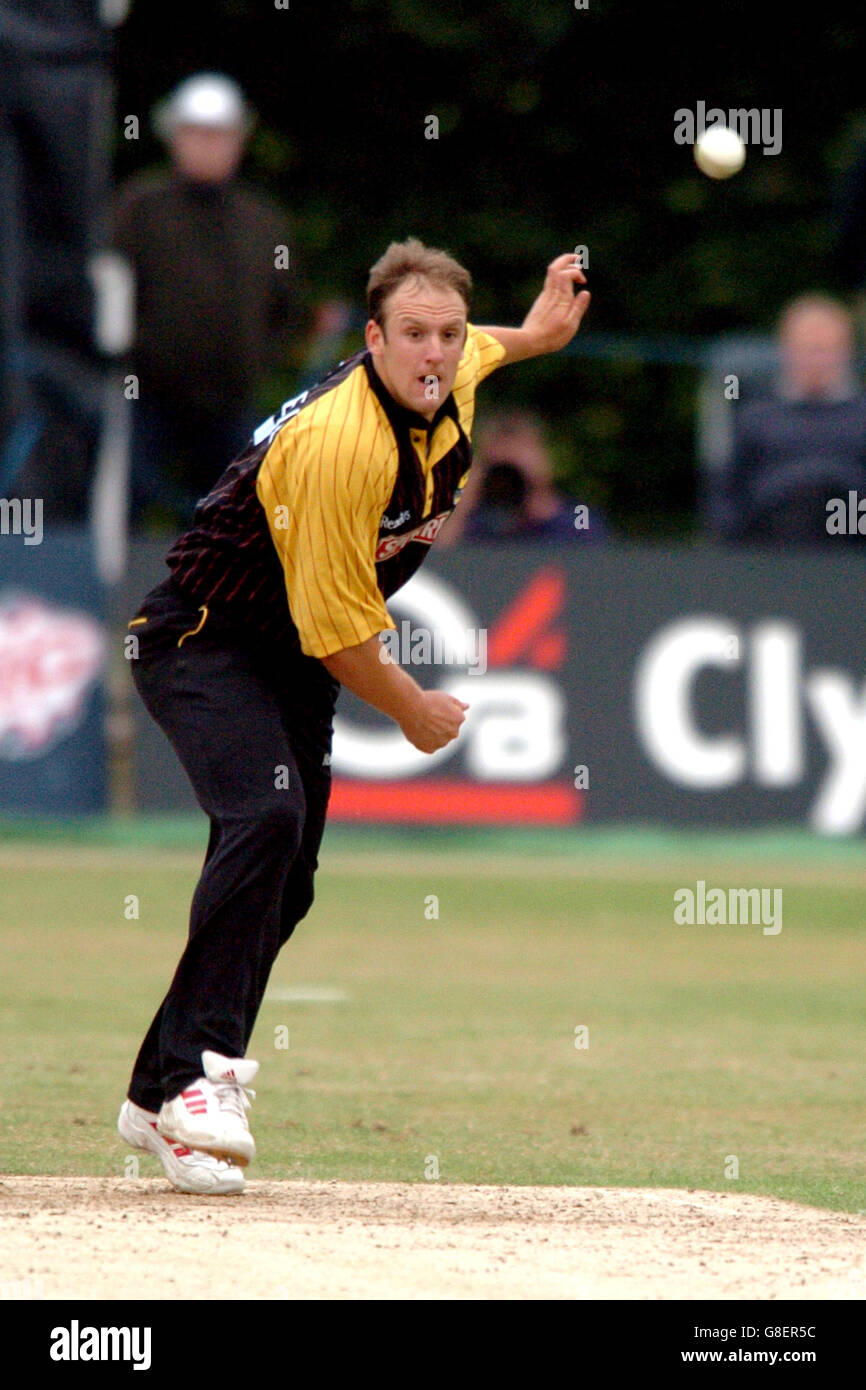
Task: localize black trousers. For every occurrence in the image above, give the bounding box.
[127,579,339,1111]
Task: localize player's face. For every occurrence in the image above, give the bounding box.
[366,279,467,421]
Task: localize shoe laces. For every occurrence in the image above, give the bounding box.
[214,1077,255,1121]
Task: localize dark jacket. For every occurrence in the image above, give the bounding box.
[725,391,866,541]
[114,170,306,421]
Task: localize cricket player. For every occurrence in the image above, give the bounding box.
[117,238,590,1193]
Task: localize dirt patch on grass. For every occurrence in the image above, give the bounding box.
[1,1176,863,1300]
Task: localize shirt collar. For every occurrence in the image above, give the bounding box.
[363,352,458,434]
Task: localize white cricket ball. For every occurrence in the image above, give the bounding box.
[693,125,746,180]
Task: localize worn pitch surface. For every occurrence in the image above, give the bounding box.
[2,1176,864,1300]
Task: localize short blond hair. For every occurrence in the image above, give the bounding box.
[367,237,472,326]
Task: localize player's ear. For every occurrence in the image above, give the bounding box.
[365,318,385,353]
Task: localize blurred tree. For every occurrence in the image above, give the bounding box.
[112,0,865,537]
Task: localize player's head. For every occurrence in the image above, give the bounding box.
[777,293,855,400]
[365,239,471,421]
[154,73,252,184]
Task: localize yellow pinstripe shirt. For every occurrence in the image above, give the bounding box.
[254,324,505,658]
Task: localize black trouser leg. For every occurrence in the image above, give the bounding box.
[128,817,224,1111]
[126,594,334,1110]
[246,688,335,1034]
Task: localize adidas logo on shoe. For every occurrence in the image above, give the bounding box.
[157,1051,258,1166]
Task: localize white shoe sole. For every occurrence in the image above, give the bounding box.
[118,1101,245,1195]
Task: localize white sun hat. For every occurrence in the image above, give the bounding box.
[153,73,253,139]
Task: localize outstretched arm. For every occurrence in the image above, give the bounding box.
[478,253,591,364]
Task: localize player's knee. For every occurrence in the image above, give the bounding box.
[293,875,316,925]
[279,874,315,947]
[256,793,306,856]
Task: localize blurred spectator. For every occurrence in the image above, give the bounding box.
[303,298,358,381]
[834,137,866,313]
[114,72,308,528]
[721,294,866,543]
[439,410,606,545]
[1,0,118,523]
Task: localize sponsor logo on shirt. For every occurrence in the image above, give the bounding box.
[379,509,412,531]
[375,511,451,562]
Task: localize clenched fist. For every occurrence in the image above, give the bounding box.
[400,690,469,753]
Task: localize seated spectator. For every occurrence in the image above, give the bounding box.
[439,411,606,545]
[723,294,866,543]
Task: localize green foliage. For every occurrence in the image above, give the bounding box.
[113,1,865,536]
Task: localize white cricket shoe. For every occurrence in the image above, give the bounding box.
[157,1050,258,1167]
[118,1099,244,1195]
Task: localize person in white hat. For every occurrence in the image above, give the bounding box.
[114,73,307,529]
[153,73,252,187]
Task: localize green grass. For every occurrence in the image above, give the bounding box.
[0,821,864,1211]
